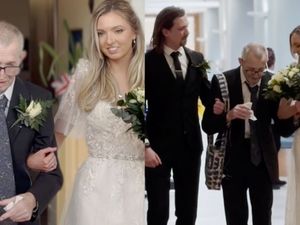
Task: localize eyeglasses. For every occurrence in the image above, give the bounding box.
[244,66,266,75]
[0,65,22,76]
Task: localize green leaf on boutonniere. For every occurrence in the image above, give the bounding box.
[191,60,210,74]
[11,95,53,132]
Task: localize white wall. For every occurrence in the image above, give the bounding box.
[145,0,300,73]
[268,0,300,71]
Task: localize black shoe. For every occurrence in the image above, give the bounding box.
[272,180,287,189]
[272,184,281,190]
[274,180,287,186]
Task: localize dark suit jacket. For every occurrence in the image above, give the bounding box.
[6,77,63,225]
[145,47,211,159]
[202,67,294,182]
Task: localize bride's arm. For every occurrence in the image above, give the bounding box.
[55,132,66,147]
[276,99,300,137]
[27,147,58,172]
[277,98,297,119]
[27,133,66,172]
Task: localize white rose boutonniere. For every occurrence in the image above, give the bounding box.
[191,60,210,74]
[11,95,53,131]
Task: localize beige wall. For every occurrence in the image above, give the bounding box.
[56,0,144,71]
[0,0,30,37]
[56,0,97,70]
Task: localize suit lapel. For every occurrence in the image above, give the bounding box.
[183,48,194,84]
[258,73,269,97]
[7,78,30,142]
[156,51,177,82]
[228,67,244,107]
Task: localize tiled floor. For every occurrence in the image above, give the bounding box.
[145,135,289,225]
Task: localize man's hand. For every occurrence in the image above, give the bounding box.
[27,147,57,172]
[145,147,162,168]
[0,192,36,222]
[226,104,251,121]
[213,98,225,115]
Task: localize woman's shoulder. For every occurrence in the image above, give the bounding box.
[72,58,91,81]
[75,58,91,73]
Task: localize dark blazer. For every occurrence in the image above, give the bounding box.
[145,47,211,157]
[202,67,294,182]
[7,77,63,225]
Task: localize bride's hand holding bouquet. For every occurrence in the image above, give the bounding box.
[264,64,300,119]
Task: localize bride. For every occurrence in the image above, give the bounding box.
[28,0,145,224]
[278,25,300,225]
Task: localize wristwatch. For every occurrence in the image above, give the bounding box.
[30,200,39,222]
[145,138,151,148]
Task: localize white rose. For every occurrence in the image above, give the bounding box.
[281,68,289,76]
[273,73,284,82]
[288,70,296,78]
[28,102,42,118]
[26,101,34,113]
[137,93,144,103]
[129,99,137,104]
[133,88,145,103]
[267,80,272,85]
[273,85,282,93]
[291,67,300,74]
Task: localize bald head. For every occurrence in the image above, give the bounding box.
[239,43,268,86]
[241,43,268,62]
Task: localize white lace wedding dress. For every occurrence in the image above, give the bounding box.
[55,59,145,225]
[285,128,300,225]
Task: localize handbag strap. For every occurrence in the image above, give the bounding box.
[215,73,229,112]
[207,74,230,147]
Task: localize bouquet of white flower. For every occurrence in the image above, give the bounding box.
[264,64,300,101]
[111,87,145,141]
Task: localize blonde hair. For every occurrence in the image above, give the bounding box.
[78,0,144,112]
[0,21,24,51]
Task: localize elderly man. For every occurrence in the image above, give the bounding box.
[202,43,294,225]
[0,21,62,225]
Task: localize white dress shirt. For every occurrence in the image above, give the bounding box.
[240,68,261,138]
[164,45,188,79]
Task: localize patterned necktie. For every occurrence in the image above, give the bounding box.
[245,83,261,166]
[0,95,16,204]
[170,51,184,89]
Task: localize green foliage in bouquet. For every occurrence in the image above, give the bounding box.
[111,88,145,141]
[264,65,300,101]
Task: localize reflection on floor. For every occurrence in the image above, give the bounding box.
[166,178,287,225]
[145,148,289,225]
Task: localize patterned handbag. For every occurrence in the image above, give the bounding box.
[205,73,230,190]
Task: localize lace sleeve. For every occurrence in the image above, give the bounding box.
[54,58,89,138]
